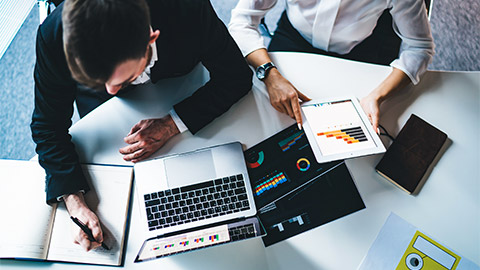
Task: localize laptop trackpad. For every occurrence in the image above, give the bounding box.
[164,149,216,188]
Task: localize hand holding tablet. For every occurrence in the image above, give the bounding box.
[301,96,386,163]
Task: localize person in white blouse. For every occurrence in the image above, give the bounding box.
[228,0,434,132]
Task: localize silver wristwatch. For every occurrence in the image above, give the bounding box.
[255,62,276,80]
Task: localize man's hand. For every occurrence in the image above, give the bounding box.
[119,115,180,163]
[63,192,103,252]
[264,68,311,126]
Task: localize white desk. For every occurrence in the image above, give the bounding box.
[3,52,479,269]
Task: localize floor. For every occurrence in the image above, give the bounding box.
[0,0,478,160]
[0,3,38,160]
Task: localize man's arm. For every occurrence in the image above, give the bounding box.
[31,11,103,252]
[172,0,253,134]
[119,0,253,163]
[31,21,89,204]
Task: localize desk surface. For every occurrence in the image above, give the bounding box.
[3,52,479,269]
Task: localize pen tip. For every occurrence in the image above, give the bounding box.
[297,123,302,130]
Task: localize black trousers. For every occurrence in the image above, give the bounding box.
[268,10,401,66]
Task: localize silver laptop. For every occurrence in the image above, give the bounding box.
[134,142,263,261]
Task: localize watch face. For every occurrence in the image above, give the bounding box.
[257,68,266,79]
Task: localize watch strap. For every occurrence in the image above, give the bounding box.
[256,62,276,80]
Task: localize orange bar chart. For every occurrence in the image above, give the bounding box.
[317,127,367,145]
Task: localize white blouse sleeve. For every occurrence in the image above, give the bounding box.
[389,0,435,85]
[228,0,278,57]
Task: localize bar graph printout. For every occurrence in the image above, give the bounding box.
[302,99,377,156]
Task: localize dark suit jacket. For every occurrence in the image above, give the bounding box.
[31,0,253,203]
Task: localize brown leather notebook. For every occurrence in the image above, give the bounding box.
[375,114,447,194]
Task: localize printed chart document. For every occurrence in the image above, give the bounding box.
[358,213,479,270]
[244,124,365,247]
[0,160,133,266]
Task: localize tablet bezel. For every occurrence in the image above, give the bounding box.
[301,96,386,163]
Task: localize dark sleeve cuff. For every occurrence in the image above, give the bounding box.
[45,164,90,204]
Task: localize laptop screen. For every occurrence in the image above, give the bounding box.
[135,217,265,262]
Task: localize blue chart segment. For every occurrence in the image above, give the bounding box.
[247,151,265,169]
[278,130,305,152]
[271,213,309,232]
[254,171,288,196]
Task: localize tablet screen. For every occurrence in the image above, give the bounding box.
[302,99,378,157]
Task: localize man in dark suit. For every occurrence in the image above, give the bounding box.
[31,0,252,251]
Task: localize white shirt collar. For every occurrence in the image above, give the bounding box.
[130,39,158,85]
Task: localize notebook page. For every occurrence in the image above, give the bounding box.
[46,164,133,266]
[0,160,56,260]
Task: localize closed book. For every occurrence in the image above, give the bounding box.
[375,114,447,194]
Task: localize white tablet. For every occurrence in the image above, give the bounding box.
[301,96,386,163]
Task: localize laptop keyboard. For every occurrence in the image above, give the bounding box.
[143,174,251,231]
[228,223,256,242]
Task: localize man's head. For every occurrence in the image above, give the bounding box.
[62,0,158,93]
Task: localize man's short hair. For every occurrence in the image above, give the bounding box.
[62,0,151,88]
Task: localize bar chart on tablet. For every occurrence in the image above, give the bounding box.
[302,100,377,156]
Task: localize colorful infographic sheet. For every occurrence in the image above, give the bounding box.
[244,124,341,210]
[244,124,366,246]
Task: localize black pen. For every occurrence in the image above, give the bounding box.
[70,216,110,250]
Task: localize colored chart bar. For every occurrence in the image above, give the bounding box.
[255,172,288,196]
[278,131,305,152]
[272,213,308,232]
[209,234,219,242]
[317,127,367,144]
[194,237,204,243]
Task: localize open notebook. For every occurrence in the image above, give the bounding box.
[0,160,133,266]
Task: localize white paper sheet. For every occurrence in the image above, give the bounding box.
[0,160,55,259]
[47,164,132,266]
[358,213,480,270]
